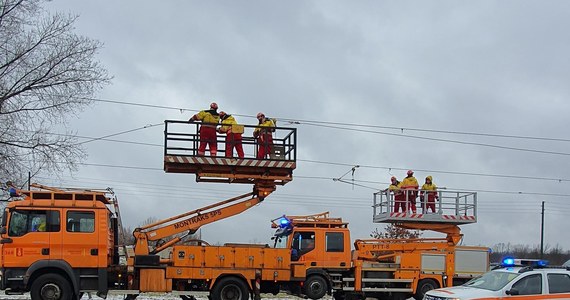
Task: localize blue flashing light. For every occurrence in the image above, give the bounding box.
[502,257,515,266]
[500,257,549,268]
[279,218,290,227]
[537,260,549,267]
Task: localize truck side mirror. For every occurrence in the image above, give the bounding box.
[506,288,519,296]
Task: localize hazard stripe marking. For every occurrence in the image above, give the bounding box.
[165,155,295,168]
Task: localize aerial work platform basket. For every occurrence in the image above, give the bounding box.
[373,189,477,225]
[163,120,297,185]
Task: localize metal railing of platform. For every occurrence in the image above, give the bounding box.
[373,189,477,219]
[164,120,297,161]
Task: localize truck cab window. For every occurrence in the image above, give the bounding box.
[8,210,59,236]
[326,232,344,252]
[67,211,95,233]
[297,232,315,253]
[8,210,27,236]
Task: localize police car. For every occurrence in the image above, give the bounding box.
[423,258,570,300]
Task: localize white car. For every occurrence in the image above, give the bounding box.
[424,259,570,300]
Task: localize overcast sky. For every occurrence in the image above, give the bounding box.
[42,1,570,252]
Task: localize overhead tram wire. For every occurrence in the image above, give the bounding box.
[29,177,566,213]
[79,96,570,143]
[299,159,570,183]
[33,162,570,198]
[51,130,570,183]
[76,123,163,145]
[280,118,570,143]
[36,128,570,183]
[300,123,570,157]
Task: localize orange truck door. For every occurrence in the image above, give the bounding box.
[62,210,99,268]
[2,209,52,268]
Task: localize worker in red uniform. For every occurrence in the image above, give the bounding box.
[388,176,406,213]
[253,112,275,159]
[189,102,220,156]
[420,175,438,213]
[401,170,419,213]
[217,111,244,158]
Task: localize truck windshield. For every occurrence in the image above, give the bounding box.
[464,271,520,291]
[273,234,289,249]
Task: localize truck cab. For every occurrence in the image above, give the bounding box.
[272,213,353,299]
[0,186,123,300]
[272,211,490,300]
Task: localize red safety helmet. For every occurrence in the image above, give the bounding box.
[219,111,226,118]
[407,170,414,176]
[210,102,218,110]
[390,176,396,181]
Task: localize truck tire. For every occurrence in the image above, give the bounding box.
[211,277,249,300]
[303,275,328,300]
[30,273,72,300]
[414,279,438,300]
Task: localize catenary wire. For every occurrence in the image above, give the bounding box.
[77,96,570,143]
[26,131,570,183]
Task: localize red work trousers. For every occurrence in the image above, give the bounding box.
[404,189,417,213]
[198,126,217,156]
[425,193,437,213]
[394,194,406,212]
[256,133,273,159]
[225,133,244,158]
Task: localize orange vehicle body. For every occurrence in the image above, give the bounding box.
[273,212,490,300]
[0,188,489,300]
[0,186,122,300]
[0,185,310,300]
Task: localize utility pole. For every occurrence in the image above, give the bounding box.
[540,201,545,259]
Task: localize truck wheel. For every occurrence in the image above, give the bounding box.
[303,275,328,300]
[30,273,72,300]
[211,277,249,300]
[414,279,438,300]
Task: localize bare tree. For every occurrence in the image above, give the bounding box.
[120,225,136,246]
[371,224,422,240]
[0,0,111,185]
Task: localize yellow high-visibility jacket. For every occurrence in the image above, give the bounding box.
[194,110,220,125]
[401,176,419,189]
[219,115,243,134]
[421,183,437,190]
[253,119,275,135]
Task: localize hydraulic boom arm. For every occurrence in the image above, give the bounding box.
[133,184,274,255]
[353,223,463,262]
